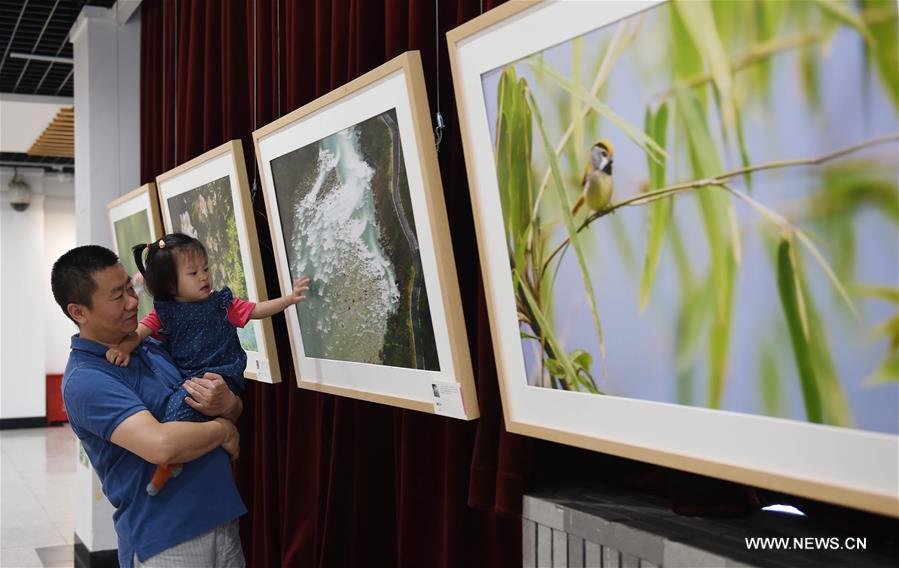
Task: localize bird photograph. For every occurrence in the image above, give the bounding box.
[572,139,614,217]
[480,0,898,436]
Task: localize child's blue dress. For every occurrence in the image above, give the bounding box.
[154,287,247,423]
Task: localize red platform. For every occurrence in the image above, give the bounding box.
[46,374,68,425]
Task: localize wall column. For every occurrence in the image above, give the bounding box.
[70,4,141,562]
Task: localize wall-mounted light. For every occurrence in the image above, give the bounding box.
[8,169,32,212]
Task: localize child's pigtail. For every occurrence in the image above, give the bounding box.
[132,242,150,277]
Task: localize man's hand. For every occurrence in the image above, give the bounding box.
[106,348,131,367]
[214,417,240,461]
[183,373,241,420]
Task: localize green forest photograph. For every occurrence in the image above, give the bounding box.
[113,211,154,319]
[166,176,257,352]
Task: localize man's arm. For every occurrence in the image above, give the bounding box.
[110,411,239,464]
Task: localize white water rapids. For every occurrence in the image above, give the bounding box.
[288,126,400,363]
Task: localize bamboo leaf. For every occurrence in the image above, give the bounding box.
[670,0,705,107]
[495,67,535,275]
[672,230,710,408]
[495,70,512,234]
[677,90,735,318]
[799,41,822,109]
[571,348,592,372]
[516,270,580,390]
[525,87,607,362]
[572,36,585,169]
[544,358,565,379]
[811,162,899,223]
[799,268,853,426]
[811,0,875,45]
[852,284,899,304]
[676,89,736,408]
[727,198,742,267]
[676,364,695,407]
[651,103,669,191]
[711,0,741,51]
[668,214,693,293]
[673,0,735,130]
[865,352,899,385]
[793,231,858,317]
[860,0,899,107]
[754,0,788,97]
[759,340,783,418]
[675,272,715,374]
[733,101,753,191]
[777,236,824,424]
[524,58,668,164]
[725,184,860,316]
[569,348,601,393]
[707,260,735,409]
[870,315,899,343]
[639,102,671,311]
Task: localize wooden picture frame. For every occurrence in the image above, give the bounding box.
[448,0,898,515]
[107,183,165,321]
[252,51,478,419]
[155,140,281,384]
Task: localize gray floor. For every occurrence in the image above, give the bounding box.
[0,425,76,568]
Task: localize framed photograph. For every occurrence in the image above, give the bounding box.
[448,0,898,514]
[107,183,164,320]
[252,51,478,418]
[155,140,281,384]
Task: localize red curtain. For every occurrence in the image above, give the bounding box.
[141,1,533,566]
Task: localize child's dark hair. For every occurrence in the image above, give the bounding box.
[132,233,207,301]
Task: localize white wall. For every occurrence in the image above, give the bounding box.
[1,169,48,419]
[0,169,76,418]
[44,178,78,374]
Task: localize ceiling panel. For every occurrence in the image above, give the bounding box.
[0,0,118,98]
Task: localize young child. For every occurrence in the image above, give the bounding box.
[107,232,309,496]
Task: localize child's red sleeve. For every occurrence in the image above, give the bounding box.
[228,297,256,328]
[140,310,164,341]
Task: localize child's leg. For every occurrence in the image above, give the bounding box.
[146,385,210,496]
[147,464,175,496]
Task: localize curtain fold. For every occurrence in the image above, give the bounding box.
[141,1,530,566]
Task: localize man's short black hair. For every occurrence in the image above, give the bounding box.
[51,245,120,323]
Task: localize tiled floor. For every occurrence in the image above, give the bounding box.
[0,425,76,568]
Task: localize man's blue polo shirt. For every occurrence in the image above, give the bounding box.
[62,335,246,568]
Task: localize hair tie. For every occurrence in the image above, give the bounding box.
[158,239,166,249]
[146,242,152,249]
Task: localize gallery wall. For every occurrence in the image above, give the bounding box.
[139,1,530,566]
[0,168,75,421]
[134,0,897,566]
[41,176,78,374]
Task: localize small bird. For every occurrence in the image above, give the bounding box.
[572,139,614,216]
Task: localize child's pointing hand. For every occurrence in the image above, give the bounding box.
[290,276,311,304]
